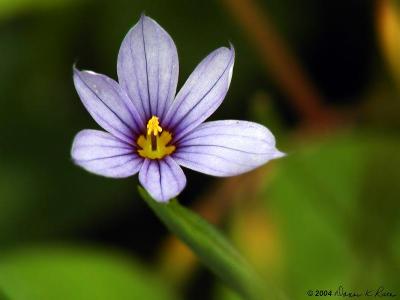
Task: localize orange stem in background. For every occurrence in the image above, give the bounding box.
[220,0,338,127]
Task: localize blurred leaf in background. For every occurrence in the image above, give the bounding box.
[0,246,178,300]
[0,0,79,21]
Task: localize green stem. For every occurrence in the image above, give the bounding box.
[138,187,284,300]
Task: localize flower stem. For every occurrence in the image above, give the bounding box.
[139,186,286,300]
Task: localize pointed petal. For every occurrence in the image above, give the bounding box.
[139,157,186,202]
[174,120,285,177]
[164,46,235,141]
[71,129,143,178]
[73,68,144,144]
[117,15,179,120]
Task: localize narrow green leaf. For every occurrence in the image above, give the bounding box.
[139,187,284,300]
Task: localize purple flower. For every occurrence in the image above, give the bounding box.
[71,15,284,202]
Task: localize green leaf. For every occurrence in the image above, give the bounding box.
[0,246,177,300]
[263,133,400,298]
[139,187,284,300]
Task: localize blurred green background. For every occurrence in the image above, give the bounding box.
[0,0,399,299]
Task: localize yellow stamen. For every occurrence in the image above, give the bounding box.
[147,116,162,136]
[137,117,175,159]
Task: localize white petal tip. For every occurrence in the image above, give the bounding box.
[273,150,286,159]
[146,189,178,203]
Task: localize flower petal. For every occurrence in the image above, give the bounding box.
[173,120,285,177]
[164,46,235,141]
[139,156,186,202]
[117,15,179,121]
[73,68,144,144]
[71,129,143,178]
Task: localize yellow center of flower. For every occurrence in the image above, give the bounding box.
[137,116,175,159]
